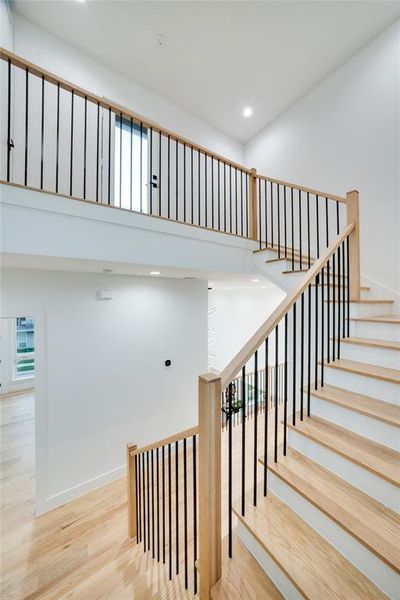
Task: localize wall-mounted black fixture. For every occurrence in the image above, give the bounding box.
[165,359,171,367]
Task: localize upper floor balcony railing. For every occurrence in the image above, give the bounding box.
[1,48,353,279]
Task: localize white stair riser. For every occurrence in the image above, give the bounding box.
[237,519,303,600]
[347,302,394,318]
[324,366,399,405]
[310,396,399,451]
[350,321,400,343]
[287,427,399,513]
[339,343,400,370]
[268,472,399,599]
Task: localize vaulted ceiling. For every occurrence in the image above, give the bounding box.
[11,0,400,143]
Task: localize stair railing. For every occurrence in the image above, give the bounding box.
[198,190,360,598]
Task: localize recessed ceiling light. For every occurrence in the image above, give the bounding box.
[243,107,252,118]
[102,268,113,273]
[252,278,260,282]
[150,271,161,276]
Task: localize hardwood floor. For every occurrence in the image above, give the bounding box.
[1,392,279,600]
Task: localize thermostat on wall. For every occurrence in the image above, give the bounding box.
[97,289,113,300]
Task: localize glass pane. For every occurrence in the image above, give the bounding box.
[16,317,35,354]
[114,116,148,212]
[16,357,35,376]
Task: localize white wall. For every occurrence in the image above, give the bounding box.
[1,268,208,513]
[245,20,400,294]
[0,0,13,50]
[208,283,286,372]
[11,12,243,164]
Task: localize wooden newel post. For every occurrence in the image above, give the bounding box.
[127,442,137,540]
[248,168,258,241]
[198,372,222,600]
[346,190,361,301]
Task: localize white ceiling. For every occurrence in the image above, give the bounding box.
[11,1,400,143]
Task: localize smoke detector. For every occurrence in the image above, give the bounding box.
[156,34,166,46]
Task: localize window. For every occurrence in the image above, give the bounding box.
[114,116,148,212]
[15,317,35,378]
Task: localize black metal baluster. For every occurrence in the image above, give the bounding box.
[235,167,238,234]
[241,171,244,236]
[274,325,279,462]
[40,75,45,190]
[228,382,233,556]
[151,449,155,558]
[291,187,295,270]
[130,118,133,211]
[183,143,187,223]
[107,107,111,204]
[211,157,215,229]
[149,127,153,214]
[193,435,198,595]
[183,438,188,589]
[284,185,287,257]
[24,68,29,186]
[229,164,232,233]
[277,184,281,257]
[167,135,170,219]
[162,444,166,563]
[198,151,201,225]
[298,190,303,268]
[346,236,350,337]
[137,452,142,542]
[69,90,74,196]
[191,147,194,224]
[6,59,12,182]
[175,440,179,574]
[139,122,143,212]
[253,351,258,506]
[159,131,162,216]
[223,163,227,232]
[264,180,268,248]
[263,339,269,495]
[315,273,319,390]
[307,192,311,268]
[56,83,60,194]
[270,181,274,248]
[342,240,346,339]
[119,113,122,207]
[283,314,288,455]
[321,267,325,387]
[83,96,88,199]
[337,245,341,359]
[205,153,208,228]
[332,252,336,362]
[142,452,147,551]
[246,173,249,238]
[176,139,179,221]
[156,446,160,561]
[147,451,150,552]
[168,443,172,580]
[258,178,262,249]
[307,284,312,416]
[300,292,305,420]
[292,303,297,425]
[241,365,246,513]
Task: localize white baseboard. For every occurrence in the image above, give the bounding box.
[36,464,125,515]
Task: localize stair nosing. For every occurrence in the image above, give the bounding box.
[338,337,400,352]
[287,415,400,487]
[304,383,400,427]
[321,358,400,384]
[262,449,400,573]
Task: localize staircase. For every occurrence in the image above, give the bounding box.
[215,284,399,599]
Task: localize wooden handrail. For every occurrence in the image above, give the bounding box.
[220,222,355,389]
[134,425,199,455]
[256,173,347,204]
[0,47,250,175]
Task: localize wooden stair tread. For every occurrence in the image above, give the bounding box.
[211,536,282,600]
[351,314,400,324]
[307,383,400,427]
[312,283,370,290]
[325,299,394,304]
[264,448,400,572]
[266,256,313,265]
[282,268,309,274]
[233,493,387,600]
[254,244,313,259]
[340,337,400,352]
[323,358,400,384]
[287,415,400,487]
